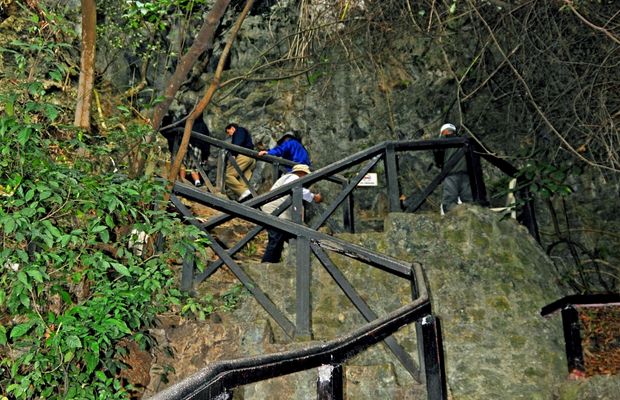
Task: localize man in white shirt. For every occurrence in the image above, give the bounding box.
[261,164,322,263]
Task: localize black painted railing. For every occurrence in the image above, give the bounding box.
[148,263,447,400]
[157,129,541,399]
[172,129,539,240]
[172,184,424,378]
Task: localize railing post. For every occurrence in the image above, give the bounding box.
[384,143,401,212]
[180,243,195,293]
[272,162,281,181]
[517,186,541,243]
[464,140,488,206]
[292,186,312,338]
[291,186,304,225]
[296,235,312,339]
[216,149,226,192]
[342,184,355,233]
[561,305,585,374]
[317,364,343,400]
[417,315,447,400]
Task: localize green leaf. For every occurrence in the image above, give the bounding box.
[103,318,131,334]
[49,69,62,82]
[42,233,54,249]
[65,335,82,349]
[48,224,62,238]
[0,325,7,345]
[99,229,110,243]
[59,234,72,247]
[111,262,130,277]
[10,323,32,339]
[57,288,72,304]
[17,271,28,285]
[17,128,31,145]
[25,189,35,201]
[92,225,107,233]
[26,269,44,283]
[95,370,106,381]
[39,191,52,201]
[84,351,99,374]
[19,292,30,308]
[4,217,16,234]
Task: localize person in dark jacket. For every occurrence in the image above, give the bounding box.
[258,131,311,171]
[434,123,472,213]
[225,123,256,200]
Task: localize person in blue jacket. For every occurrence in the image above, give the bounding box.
[258,131,311,171]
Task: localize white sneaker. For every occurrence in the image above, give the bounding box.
[238,189,251,201]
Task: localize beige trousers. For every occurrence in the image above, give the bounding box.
[225,154,256,196]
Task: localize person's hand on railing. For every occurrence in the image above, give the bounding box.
[258,150,268,156]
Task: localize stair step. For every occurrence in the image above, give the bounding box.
[238,363,423,400]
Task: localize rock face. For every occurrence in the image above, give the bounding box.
[380,206,568,399]
[147,205,608,399]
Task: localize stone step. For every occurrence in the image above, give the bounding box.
[239,363,423,400]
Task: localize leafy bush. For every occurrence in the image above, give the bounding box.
[0,96,206,398]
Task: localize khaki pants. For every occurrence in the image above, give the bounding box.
[225,154,256,197]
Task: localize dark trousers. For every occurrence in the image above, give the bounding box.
[261,229,291,263]
[442,173,473,212]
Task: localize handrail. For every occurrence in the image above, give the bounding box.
[173,183,414,278]
[148,263,448,400]
[165,127,348,185]
[540,293,620,317]
[167,128,538,240]
[172,182,426,381]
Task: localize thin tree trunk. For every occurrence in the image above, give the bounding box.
[165,0,256,198]
[129,0,232,177]
[151,0,232,131]
[74,0,96,130]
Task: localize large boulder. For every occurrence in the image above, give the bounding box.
[379,206,567,398]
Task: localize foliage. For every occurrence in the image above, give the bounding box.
[0,89,207,399]
[516,160,577,199]
[181,284,247,320]
[122,0,211,31]
[0,3,76,82]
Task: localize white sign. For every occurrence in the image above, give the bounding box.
[357,173,378,187]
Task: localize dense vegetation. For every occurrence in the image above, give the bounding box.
[0,2,211,398]
[0,87,214,397]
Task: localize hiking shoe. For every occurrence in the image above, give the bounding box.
[238,189,251,201]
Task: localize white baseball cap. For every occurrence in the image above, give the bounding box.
[440,123,456,134]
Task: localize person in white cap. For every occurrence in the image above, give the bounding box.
[434,123,472,213]
[261,164,322,263]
